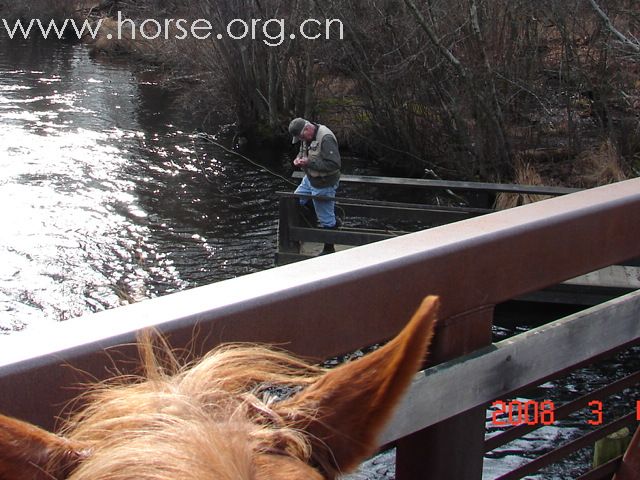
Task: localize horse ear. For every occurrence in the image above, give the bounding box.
[0,414,87,480]
[281,295,439,477]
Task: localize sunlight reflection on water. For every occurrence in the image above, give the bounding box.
[0,39,281,332]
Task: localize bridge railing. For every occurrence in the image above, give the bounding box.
[292,171,581,206]
[1,178,640,478]
[382,290,640,479]
[276,172,579,264]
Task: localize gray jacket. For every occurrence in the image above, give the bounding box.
[298,123,341,188]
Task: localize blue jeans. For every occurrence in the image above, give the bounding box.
[294,175,339,228]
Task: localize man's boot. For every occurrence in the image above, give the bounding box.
[320,243,336,255]
[319,221,340,256]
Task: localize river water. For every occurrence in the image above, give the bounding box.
[0,36,638,479]
[0,36,289,333]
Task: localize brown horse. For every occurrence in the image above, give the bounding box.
[0,296,439,480]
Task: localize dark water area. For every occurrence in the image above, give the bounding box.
[485,301,640,479]
[0,36,291,332]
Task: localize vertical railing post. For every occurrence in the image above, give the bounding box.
[277,196,301,255]
[395,307,494,480]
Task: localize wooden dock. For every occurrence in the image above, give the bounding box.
[276,174,639,305]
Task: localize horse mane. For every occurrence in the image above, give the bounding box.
[57,336,326,479]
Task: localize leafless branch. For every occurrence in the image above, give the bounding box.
[587,0,640,53]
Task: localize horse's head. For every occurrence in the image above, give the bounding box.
[0,296,439,479]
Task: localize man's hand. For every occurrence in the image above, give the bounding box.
[293,156,309,167]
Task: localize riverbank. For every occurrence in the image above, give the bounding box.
[1,1,639,188]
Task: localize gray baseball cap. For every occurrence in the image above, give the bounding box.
[289,118,308,143]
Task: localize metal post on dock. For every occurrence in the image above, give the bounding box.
[277,197,301,256]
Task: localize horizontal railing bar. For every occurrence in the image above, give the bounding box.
[289,226,400,245]
[575,457,623,480]
[280,194,640,269]
[280,194,640,267]
[291,172,580,195]
[494,413,637,480]
[339,204,480,225]
[277,191,493,214]
[484,370,640,451]
[380,291,640,444]
[274,252,315,264]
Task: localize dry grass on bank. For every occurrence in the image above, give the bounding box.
[495,139,630,210]
[494,158,552,210]
[572,140,628,189]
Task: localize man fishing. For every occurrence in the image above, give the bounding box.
[289,117,341,254]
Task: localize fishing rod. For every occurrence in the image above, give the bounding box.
[194,131,298,187]
[193,131,346,228]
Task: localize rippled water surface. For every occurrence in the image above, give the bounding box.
[0,37,286,332]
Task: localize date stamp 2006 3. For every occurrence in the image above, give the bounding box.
[489,399,640,427]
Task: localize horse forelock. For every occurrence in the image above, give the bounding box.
[58,343,326,479]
